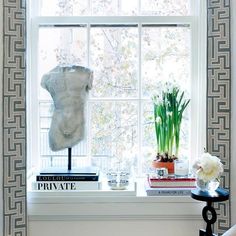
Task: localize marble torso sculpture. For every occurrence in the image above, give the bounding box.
[41,65,93,151]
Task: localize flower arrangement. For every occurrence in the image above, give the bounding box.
[192,152,223,182]
[152,84,190,162]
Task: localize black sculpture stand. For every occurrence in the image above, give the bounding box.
[68,147,72,170]
[191,188,229,236]
[40,147,98,175]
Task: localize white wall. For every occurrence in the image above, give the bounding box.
[29,220,203,236]
[230,0,236,225]
[0,0,4,235]
[27,193,205,236]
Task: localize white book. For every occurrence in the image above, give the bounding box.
[29,182,137,197]
[32,181,101,191]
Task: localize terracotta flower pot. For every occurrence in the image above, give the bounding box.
[152,160,174,174]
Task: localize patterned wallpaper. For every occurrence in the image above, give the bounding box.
[2,0,27,235]
[207,0,231,234]
[1,0,231,235]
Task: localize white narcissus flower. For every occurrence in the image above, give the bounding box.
[155,116,161,124]
[152,95,162,105]
[192,153,223,182]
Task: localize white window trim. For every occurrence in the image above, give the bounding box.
[28,194,205,221]
[27,177,205,220]
[26,1,207,217]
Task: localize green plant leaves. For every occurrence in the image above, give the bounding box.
[153,86,190,157]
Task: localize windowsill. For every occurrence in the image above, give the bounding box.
[27,178,205,221]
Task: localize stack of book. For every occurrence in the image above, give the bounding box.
[32,167,100,191]
[146,175,196,196]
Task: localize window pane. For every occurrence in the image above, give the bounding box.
[142,26,190,98]
[39,0,189,16]
[39,0,89,16]
[90,101,138,173]
[91,0,119,16]
[91,0,138,16]
[141,101,156,173]
[179,105,190,158]
[119,0,138,16]
[90,26,138,98]
[141,0,190,16]
[38,26,87,99]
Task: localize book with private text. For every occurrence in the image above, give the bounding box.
[32,181,101,191]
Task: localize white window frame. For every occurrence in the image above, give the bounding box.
[26,0,207,220]
[27,0,207,180]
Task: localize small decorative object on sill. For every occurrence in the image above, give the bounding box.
[192,152,223,192]
[152,83,190,175]
[174,159,189,177]
[155,167,168,178]
[107,171,130,190]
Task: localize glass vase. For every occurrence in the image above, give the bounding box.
[195,178,220,192]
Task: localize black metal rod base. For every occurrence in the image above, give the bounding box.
[68,147,72,170]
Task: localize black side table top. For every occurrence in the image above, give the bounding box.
[191,187,229,202]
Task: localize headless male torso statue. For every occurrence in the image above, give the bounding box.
[41,65,93,152]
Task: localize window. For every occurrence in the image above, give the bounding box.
[27,0,206,178]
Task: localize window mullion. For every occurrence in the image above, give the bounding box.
[34,16,194,26]
[138,0,141,15]
[87,23,92,165]
[87,23,90,71]
[137,23,142,176]
[88,0,91,15]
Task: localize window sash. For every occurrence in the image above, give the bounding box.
[27,13,205,176]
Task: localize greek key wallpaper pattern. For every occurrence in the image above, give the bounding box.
[207,0,231,235]
[1,0,231,236]
[2,0,27,236]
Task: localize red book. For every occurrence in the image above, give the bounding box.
[148,176,196,188]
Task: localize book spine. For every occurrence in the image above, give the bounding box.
[149,185,196,188]
[148,180,195,188]
[146,189,193,196]
[32,181,100,191]
[149,183,196,188]
[148,178,196,182]
[36,175,99,181]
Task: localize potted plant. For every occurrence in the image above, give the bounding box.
[152,85,190,174]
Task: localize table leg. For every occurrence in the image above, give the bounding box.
[199,201,217,236]
[199,229,217,236]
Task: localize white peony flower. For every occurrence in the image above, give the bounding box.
[192,152,223,182]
